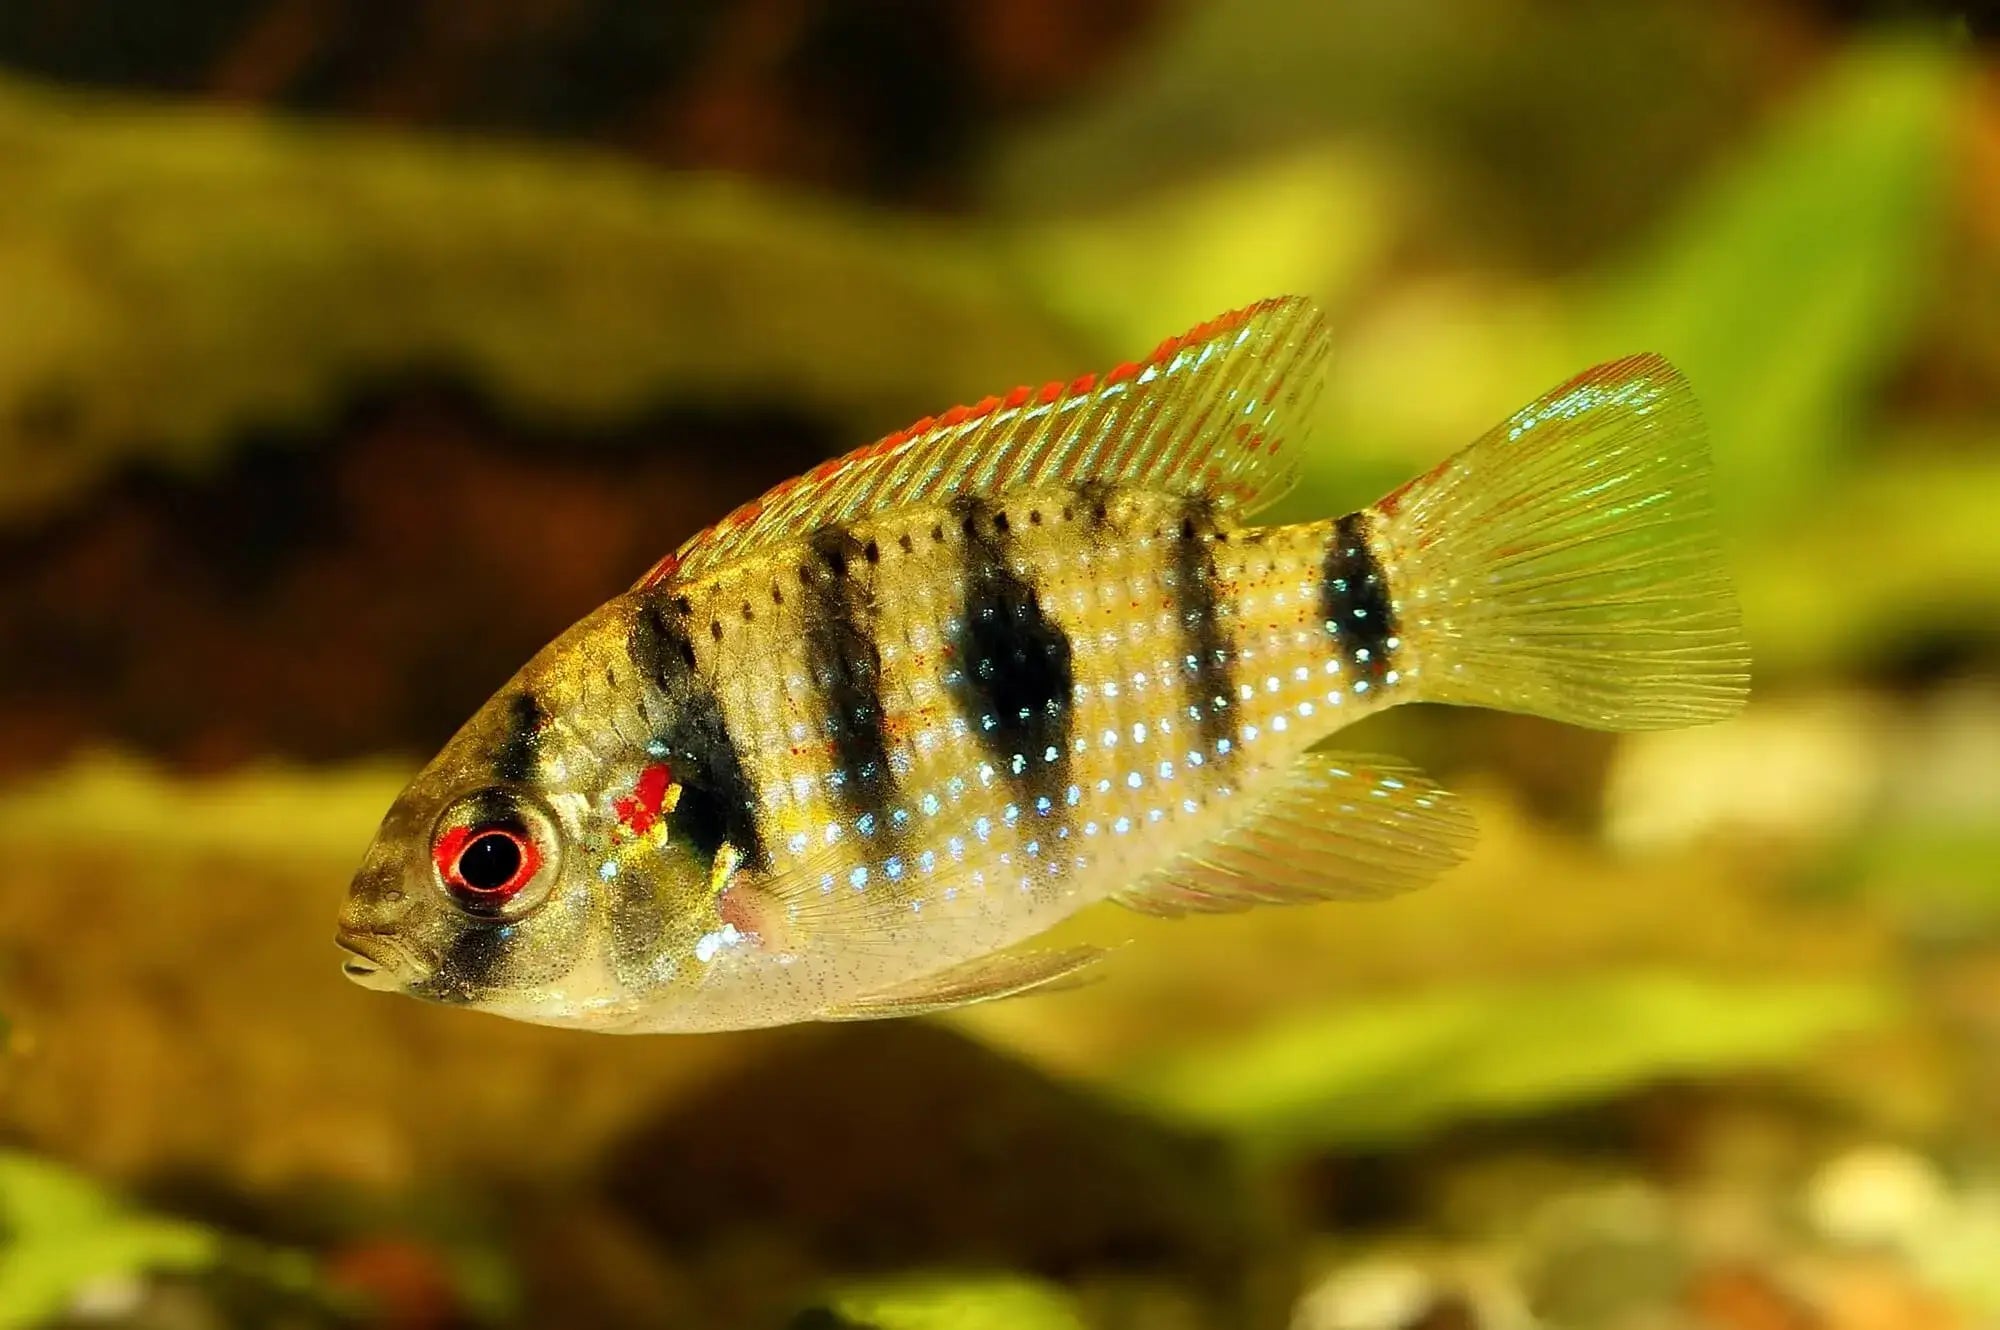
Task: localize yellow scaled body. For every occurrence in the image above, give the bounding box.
[338,298,1747,1032]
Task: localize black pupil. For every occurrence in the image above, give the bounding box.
[458,832,523,892]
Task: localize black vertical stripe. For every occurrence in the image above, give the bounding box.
[800,526,900,841]
[627,594,764,864]
[948,496,1074,818]
[424,925,509,1005]
[1172,497,1237,752]
[493,690,546,784]
[1321,513,1395,679]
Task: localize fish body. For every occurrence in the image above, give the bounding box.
[339,298,1748,1032]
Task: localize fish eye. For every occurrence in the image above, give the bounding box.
[430,791,561,920]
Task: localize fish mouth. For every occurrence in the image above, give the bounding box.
[336,929,409,992]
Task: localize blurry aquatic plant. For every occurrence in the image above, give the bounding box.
[1107,970,1894,1159]
[798,1274,1087,1330]
[0,1152,219,1326]
[0,75,1076,526]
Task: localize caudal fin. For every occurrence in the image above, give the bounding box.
[1370,354,1749,731]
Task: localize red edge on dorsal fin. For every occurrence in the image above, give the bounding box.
[634,551,679,590]
[648,296,1307,589]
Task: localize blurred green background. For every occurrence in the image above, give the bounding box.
[0,2,1995,1327]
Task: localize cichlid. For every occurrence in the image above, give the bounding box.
[337,297,1748,1032]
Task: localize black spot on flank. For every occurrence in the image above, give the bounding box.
[1029,509,1042,525]
[673,595,693,616]
[1071,479,1118,534]
[931,523,945,543]
[947,496,1074,816]
[864,539,880,564]
[493,691,546,784]
[626,594,764,864]
[802,526,899,838]
[1172,498,1236,753]
[993,510,1010,534]
[898,533,914,554]
[1323,513,1396,681]
[742,602,754,621]
[709,619,724,641]
[772,584,785,605]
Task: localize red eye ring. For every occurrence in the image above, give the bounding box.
[433,823,542,912]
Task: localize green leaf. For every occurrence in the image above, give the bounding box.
[0,752,408,864]
[0,1152,219,1327]
[804,1275,1087,1330]
[1583,39,1960,521]
[1114,970,1894,1160]
[1737,448,2000,674]
[998,147,1399,356]
[0,76,1076,525]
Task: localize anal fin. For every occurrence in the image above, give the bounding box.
[816,945,1107,1022]
[1114,752,1476,917]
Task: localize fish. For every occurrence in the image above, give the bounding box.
[336,296,1748,1032]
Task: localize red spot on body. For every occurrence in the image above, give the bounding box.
[1003,384,1032,408]
[614,761,674,836]
[1036,380,1063,405]
[1067,372,1098,396]
[1104,360,1139,385]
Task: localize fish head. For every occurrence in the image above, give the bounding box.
[338,610,718,1028]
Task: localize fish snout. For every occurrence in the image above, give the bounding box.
[336,928,407,991]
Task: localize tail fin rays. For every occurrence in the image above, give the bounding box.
[1374,354,1749,731]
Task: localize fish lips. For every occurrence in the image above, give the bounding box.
[336,928,418,992]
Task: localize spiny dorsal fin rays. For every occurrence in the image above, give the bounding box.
[1112,752,1477,916]
[814,944,1109,1021]
[644,296,1331,589]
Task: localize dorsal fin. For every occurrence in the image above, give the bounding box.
[644,296,1330,588]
